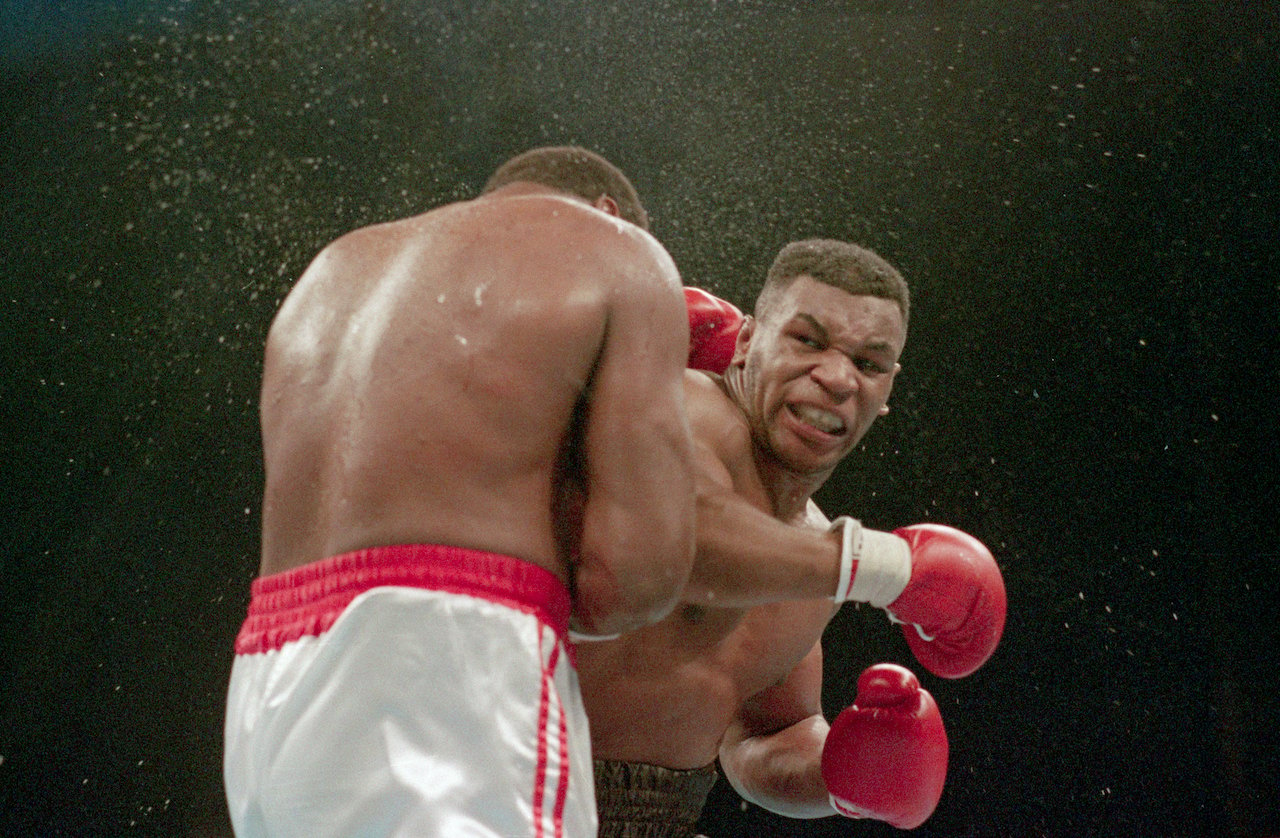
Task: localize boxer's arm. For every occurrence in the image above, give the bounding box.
[688,482,843,606]
[679,382,843,606]
[719,641,835,819]
[572,233,696,637]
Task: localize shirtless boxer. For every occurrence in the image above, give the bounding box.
[578,239,1006,835]
[224,146,696,838]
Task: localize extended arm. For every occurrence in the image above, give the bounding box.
[678,383,1006,677]
[687,486,848,607]
[689,477,1006,678]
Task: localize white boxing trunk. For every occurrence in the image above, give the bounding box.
[224,545,596,838]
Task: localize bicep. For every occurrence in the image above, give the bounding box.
[583,239,691,490]
[682,407,843,605]
[733,641,826,742]
[719,641,832,815]
[570,235,695,630]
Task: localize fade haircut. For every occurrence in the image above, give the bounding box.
[756,238,910,328]
[481,146,649,230]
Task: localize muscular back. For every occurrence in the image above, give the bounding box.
[258,189,692,605]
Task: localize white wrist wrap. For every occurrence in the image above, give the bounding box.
[828,517,912,607]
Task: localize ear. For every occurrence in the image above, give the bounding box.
[730,315,756,366]
[878,363,903,415]
[593,194,621,218]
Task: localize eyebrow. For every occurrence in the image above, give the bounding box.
[794,312,897,354]
[795,313,829,341]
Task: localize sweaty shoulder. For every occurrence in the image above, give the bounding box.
[685,370,753,471]
[490,193,680,289]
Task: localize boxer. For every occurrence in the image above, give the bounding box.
[580,240,1005,835]
[224,147,697,838]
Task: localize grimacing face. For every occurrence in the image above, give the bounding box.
[734,275,905,478]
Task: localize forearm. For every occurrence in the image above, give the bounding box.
[575,500,694,635]
[681,491,842,607]
[575,425,697,635]
[719,715,835,820]
[574,237,696,635]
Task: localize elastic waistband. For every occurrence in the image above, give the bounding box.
[593,759,718,838]
[235,545,571,655]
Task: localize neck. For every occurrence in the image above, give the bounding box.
[755,448,829,520]
[721,369,832,519]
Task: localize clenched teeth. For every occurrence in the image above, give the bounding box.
[790,404,846,434]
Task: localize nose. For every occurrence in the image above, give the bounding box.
[810,351,858,400]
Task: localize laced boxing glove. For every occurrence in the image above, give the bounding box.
[684,286,744,373]
[821,663,947,829]
[828,518,1007,679]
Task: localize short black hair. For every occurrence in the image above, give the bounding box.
[757,239,909,327]
[482,146,649,230]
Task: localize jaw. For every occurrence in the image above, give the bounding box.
[781,402,850,453]
[763,405,855,479]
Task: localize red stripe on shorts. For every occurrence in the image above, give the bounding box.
[233,544,571,655]
[552,642,570,837]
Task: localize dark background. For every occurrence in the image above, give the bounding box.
[2,1,1277,836]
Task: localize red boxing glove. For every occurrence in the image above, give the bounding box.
[887,524,1007,679]
[828,519,1007,679]
[684,286,743,373]
[821,663,947,829]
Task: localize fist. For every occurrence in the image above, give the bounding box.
[888,524,1007,679]
[684,286,743,373]
[821,663,947,829]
